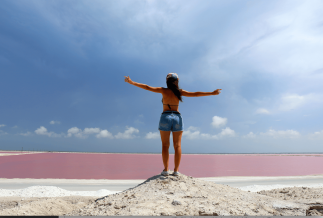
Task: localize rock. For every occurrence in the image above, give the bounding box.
[306,205,323,216]
[175,211,183,216]
[172,200,181,206]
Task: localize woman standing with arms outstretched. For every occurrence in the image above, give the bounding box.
[124,73,221,176]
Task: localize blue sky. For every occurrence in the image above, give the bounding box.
[1,0,323,153]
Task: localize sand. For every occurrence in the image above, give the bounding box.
[0,153,39,156]
[1,173,322,216]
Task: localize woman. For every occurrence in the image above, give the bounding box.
[124,73,221,176]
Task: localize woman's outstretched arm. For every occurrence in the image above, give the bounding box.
[181,89,222,97]
[124,76,163,93]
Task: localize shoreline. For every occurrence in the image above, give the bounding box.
[1,174,323,193]
[1,174,323,182]
[1,150,323,155]
[1,175,323,197]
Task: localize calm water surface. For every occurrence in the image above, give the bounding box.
[0,152,323,179]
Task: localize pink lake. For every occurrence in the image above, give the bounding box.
[0,152,323,179]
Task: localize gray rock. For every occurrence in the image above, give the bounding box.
[172,200,181,205]
[175,211,183,216]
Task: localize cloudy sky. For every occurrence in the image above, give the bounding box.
[1,0,323,153]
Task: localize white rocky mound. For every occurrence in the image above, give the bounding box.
[68,173,323,216]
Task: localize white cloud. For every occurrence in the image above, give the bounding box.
[145,132,160,139]
[182,127,204,140]
[0,130,8,135]
[67,127,83,138]
[83,128,101,134]
[279,94,307,111]
[219,127,235,137]
[12,125,18,128]
[183,128,203,140]
[255,93,322,115]
[50,120,61,125]
[243,132,256,138]
[66,126,139,139]
[33,126,116,139]
[134,114,144,125]
[260,128,300,138]
[313,130,323,136]
[256,108,270,114]
[35,126,47,135]
[67,127,114,139]
[35,126,63,137]
[134,120,144,125]
[0,124,6,128]
[243,129,303,139]
[96,130,114,139]
[187,126,199,131]
[183,126,235,140]
[308,130,323,139]
[211,116,227,128]
[20,132,32,136]
[115,126,139,139]
[278,93,322,112]
[200,133,219,140]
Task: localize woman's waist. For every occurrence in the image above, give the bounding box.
[162,110,180,114]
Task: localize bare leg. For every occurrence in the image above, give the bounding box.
[172,131,183,172]
[160,130,171,171]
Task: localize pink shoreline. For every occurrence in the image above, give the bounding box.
[1,151,323,155]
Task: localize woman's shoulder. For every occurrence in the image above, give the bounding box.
[163,88,183,95]
[161,87,168,94]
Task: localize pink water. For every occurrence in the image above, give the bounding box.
[0,152,323,179]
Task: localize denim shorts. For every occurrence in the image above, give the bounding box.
[158,111,184,132]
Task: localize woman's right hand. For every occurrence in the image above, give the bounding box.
[124,76,133,84]
[212,89,222,95]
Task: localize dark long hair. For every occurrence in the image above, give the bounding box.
[166,77,183,102]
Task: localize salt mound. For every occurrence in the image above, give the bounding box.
[68,173,310,216]
[240,183,323,192]
[0,186,120,198]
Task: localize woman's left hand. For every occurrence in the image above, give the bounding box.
[124,76,133,84]
[212,89,222,95]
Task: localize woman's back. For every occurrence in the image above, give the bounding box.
[162,88,181,112]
